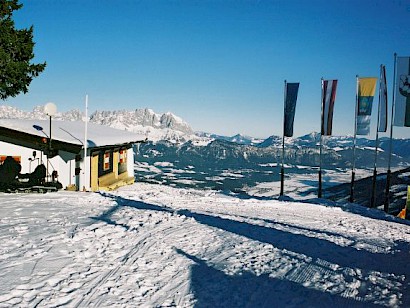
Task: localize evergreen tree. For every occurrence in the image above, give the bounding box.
[0,0,46,100]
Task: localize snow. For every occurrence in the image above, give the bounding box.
[247,168,377,199]
[191,138,213,146]
[219,172,245,178]
[154,162,175,167]
[0,119,146,148]
[259,163,279,167]
[1,182,409,307]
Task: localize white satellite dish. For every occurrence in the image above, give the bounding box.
[44,102,57,116]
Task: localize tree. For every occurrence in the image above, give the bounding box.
[0,0,46,100]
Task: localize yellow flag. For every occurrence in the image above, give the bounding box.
[357,77,377,135]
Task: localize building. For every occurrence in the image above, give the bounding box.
[0,118,146,191]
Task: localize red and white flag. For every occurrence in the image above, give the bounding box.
[321,79,338,136]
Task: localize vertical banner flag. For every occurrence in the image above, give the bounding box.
[284,82,300,137]
[321,80,338,136]
[393,56,410,127]
[357,77,377,135]
[378,65,388,132]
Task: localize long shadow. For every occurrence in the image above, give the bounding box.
[175,209,410,277]
[176,248,379,308]
[90,191,174,230]
[220,190,277,201]
[91,193,410,306]
[224,188,410,227]
[202,210,371,246]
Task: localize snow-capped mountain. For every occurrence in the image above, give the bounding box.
[0,105,84,121]
[90,109,193,135]
[89,108,199,143]
[196,132,264,145]
[0,105,197,142]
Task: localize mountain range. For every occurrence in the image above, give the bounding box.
[0,105,194,142]
[1,105,410,170]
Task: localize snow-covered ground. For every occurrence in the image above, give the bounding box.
[247,168,376,199]
[1,182,410,307]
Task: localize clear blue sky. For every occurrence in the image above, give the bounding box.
[6,0,410,139]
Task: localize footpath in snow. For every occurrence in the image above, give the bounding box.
[0,183,410,307]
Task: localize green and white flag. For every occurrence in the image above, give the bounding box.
[393,56,410,127]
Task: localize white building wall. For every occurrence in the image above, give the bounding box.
[127,147,135,179]
[57,150,78,189]
[81,149,91,191]
[0,141,39,173]
[1,141,137,191]
[0,141,76,189]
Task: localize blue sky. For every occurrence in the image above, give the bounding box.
[6,0,410,138]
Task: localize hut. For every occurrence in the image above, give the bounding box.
[0,119,146,191]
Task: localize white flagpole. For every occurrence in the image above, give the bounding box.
[350,75,359,203]
[84,94,88,191]
[385,53,397,212]
[371,65,383,208]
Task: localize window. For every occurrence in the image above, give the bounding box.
[98,150,113,177]
[0,156,21,163]
[119,149,127,164]
[118,149,127,174]
[103,152,110,171]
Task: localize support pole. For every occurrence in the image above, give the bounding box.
[280,81,286,197]
[350,76,359,203]
[49,115,52,152]
[318,135,323,198]
[83,94,89,191]
[280,80,286,197]
[370,166,377,208]
[318,78,324,198]
[280,135,285,197]
[48,115,52,181]
[371,65,383,208]
[385,53,397,213]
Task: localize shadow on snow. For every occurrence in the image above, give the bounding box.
[90,192,410,307]
[175,248,379,308]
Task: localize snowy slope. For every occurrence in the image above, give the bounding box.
[1,183,409,307]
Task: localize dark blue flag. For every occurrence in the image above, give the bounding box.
[284,82,300,137]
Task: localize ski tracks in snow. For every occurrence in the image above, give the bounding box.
[0,183,410,307]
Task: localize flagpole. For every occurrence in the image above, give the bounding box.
[385,53,397,212]
[84,94,88,191]
[319,134,323,198]
[350,75,359,203]
[318,78,324,198]
[371,65,383,208]
[280,80,286,197]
